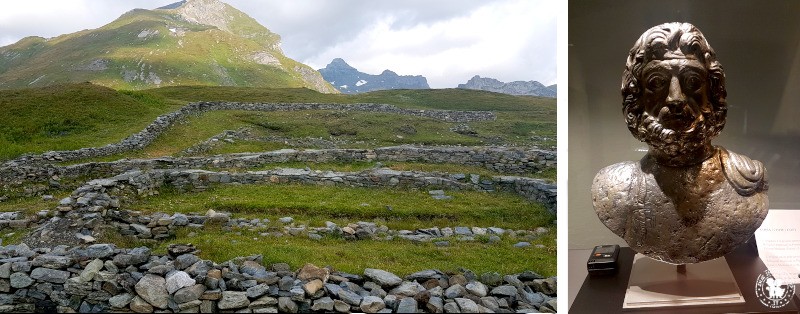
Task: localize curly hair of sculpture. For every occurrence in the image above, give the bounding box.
[591,22,769,264]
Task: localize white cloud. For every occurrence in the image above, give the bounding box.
[0,0,557,88]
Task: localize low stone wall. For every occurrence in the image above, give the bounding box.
[57,168,555,213]
[0,146,555,193]
[18,167,553,249]
[0,243,556,313]
[6,102,495,165]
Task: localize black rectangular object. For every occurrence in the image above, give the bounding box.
[587,244,620,275]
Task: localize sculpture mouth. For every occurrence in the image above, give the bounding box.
[655,104,703,133]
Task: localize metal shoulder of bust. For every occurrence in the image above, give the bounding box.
[718,146,768,196]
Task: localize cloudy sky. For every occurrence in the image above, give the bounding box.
[0,0,557,88]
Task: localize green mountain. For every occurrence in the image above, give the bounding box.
[0,0,337,93]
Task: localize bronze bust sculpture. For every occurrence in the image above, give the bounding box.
[591,22,768,264]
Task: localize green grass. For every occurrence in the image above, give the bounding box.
[140,226,556,277]
[128,184,554,231]
[0,84,554,162]
[0,83,179,160]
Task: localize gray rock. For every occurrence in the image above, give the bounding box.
[444,284,466,299]
[11,261,30,272]
[165,271,195,294]
[247,283,270,299]
[86,244,115,258]
[9,272,33,288]
[277,297,297,313]
[360,295,385,313]
[487,227,506,235]
[130,224,151,237]
[278,217,294,224]
[175,254,200,270]
[465,281,488,297]
[31,255,73,269]
[178,299,202,311]
[390,281,424,297]
[397,297,418,313]
[290,287,305,301]
[528,278,556,296]
[78,259,103,283]
[427,296,444,313]
[480,296,501,312]
[480,272,503,286]
[454,227,472,236]
[311,297,334,311]
[108,293,134,308]
[219,291,250,310]
[324,283,342,296]
[129,295,153,313]
[338,289,363,306]
[241,260,267,277]
[135,274,169,309]
[514,242,531,248]
[59,197,73,206]
[30,267,71,284]
[455,298,480,313]
[64,277,93,296]
[250,295,278,309]
[491,285,517,297]
[200,300,215,313]
[172,213,189,226]
[406,269,443,282]
[114,247,150,266]
[444,300,460,313]
[363,268,402,287]
[334,299,350,312]
[0,263,9,278]
[174,284,206,304]
[518,271,545,281]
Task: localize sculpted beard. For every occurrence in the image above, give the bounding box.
[633,108,714,158]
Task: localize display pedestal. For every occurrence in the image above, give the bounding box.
[623,254,745,309]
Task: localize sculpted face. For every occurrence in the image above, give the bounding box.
[641,58,710,135]
[634,56,717,164]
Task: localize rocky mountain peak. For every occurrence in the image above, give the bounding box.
[319,58,429,94]
[326,58,356,71]
[169,0,234,32]
[458,75,555,97]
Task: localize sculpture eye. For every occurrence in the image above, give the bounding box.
[647,74,667,90]
[683,73,703,92]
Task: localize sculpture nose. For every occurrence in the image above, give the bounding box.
[666,76,686,105]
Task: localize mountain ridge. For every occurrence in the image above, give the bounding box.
[0,0,337,93]
[457,75,556,97]
[318,58,429,94]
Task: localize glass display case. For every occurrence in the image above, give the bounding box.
[568,0,800,312]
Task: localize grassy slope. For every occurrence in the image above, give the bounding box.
[0,84,555,161]
[116,183,555,276]
[0,6,334,92]
[0,83,179,160]
[0,83,556,276]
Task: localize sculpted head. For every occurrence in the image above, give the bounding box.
[621,23,727,164]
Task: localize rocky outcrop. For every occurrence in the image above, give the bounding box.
[0,243,557,313]
[457,75,556,97]
[319,58,430,94]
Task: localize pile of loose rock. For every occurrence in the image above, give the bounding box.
[0,243,556,313]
